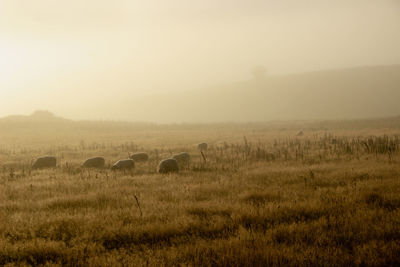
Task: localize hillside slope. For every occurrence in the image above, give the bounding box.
[1,65,399,123]
[140,65,400,122]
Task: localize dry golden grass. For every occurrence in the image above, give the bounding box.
[0,121,399,266]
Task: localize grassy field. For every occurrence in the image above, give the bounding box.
[0,119,399,266]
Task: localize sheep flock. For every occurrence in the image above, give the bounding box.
[29,143,208,174]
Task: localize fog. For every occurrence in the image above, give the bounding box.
[0,0,399,122]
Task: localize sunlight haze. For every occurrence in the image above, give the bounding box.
[0,0,399,121]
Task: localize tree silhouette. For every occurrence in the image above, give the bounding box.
[252,66,267,80]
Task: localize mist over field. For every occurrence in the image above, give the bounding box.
[1,0,400,122]
[2,2,400,266]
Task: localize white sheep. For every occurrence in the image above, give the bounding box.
[158,158,179,174]
[82,157,105,168]
[129,152,149,162]
[172,152,190,168]
[111,159,135,170]
[198,143,208,151]
[32,156,57,169]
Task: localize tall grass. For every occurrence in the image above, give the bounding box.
[0,124,399,266]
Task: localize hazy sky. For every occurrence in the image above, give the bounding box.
[0,0,399,120]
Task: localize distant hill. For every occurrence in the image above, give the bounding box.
[0,110,156,134]
[0,110,70,125]
[134,64,400,122]
[1,65,399,124]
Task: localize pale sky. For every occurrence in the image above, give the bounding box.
[0,0,399,120]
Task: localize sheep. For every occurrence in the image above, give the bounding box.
[198,142,208,151]
[158,158,179,174]
[32,156,56,169]
[129,152,149,162]
[82,157,105,168]
[172,152,191,168]
[111,159,135,170]
[296,131,304,136]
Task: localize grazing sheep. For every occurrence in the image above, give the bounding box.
[82,157,105,168]
[172,152,191,167]
[111,159,135,170]
[32,156,56,169]
[129,152,149,162]
[158,158,179,174]
[198,142,208,151]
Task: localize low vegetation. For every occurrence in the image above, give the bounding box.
[0,120,399,266]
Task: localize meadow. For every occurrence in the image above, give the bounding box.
[0,119,399,266]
